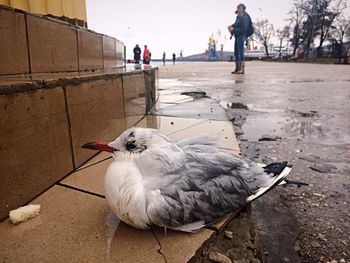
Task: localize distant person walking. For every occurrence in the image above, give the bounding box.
[133,44,141,64]
[172,53,176,65]
[162,52,166,65]
[228,3,251,74]
[143,45,151,65]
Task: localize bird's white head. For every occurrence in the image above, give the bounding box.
[82,127,174,158]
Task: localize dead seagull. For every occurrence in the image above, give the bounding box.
[82,127,291,232]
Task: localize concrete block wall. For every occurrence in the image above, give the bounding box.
[0,68,158,220]
[103,36,118,69]
[65,78,126,167]
[0,87,73,221]
[77,29,104,71]
[0,7,29,74]
[0,5,125,75]
[27,14,79,73]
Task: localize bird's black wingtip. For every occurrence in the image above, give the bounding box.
[264,161,289,176]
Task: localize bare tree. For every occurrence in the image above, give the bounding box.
[329,15,350,61]
[315,0,348,57]
[276,26,291,59]
[301,0,348,59]
[253,19,274,58]
[302,0,320,59]
[288,0,307,57]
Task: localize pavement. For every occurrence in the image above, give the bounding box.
[1,61,349,263]
[0,67,251,263]
[159,61,350,263]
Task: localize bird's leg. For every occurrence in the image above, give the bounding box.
[284,179,309,187]
[163,226,167,235]
[204,225,220,235]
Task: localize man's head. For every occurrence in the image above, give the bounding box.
[235,3,246,14]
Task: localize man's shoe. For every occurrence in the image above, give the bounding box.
[231,61,240,74]
[237,61,245,74]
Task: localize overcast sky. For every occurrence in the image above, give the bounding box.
[86,0,302,59]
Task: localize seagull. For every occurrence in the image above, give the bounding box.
[82,127,291,232]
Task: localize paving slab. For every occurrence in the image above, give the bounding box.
[0,186,164,263]
[158,94,194,104]
[167,119,240,154]
[15,116,238,263]
[0,62,244,263]
[61,116,239,198]
[154,98,229,121]
[56,113,240,263]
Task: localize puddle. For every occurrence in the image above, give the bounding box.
[288,79,350,83]
[284,119,325,139]
[241,115,289,141]
[241,114,350,145]
[180,91,207,99]
[220,101,249,110]
[106,212,120,260]
[284,119,350,145]
[159,78,195,88]
[288,109,319,118]
[246,104,285,114]
[254,79,350,84]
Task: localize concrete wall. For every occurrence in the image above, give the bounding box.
[0,5,124,75]
[0,7,30,74]
[0,69,158,220]
[0,0,87,22]
[0,3,151,220]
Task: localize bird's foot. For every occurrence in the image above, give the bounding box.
[205,225,220,235]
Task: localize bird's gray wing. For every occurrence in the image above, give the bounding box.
[146,145,267,230]
[176,134,217,147]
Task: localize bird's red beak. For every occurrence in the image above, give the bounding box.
[81,142,116,153]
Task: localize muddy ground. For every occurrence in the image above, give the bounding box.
[159,61,350,263]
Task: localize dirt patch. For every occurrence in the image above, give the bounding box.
[190,207,263,263]
[159,61,350,263]
[231,107,350,263]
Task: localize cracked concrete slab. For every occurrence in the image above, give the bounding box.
[0,62,250,263]
[0,186,165,263]
[154,98,229,121]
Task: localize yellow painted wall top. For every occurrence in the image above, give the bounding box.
[0,0,87,22]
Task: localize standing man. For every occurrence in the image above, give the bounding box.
[143,45,151,65]
[133,44,141,64]
[228,3,249,74]
[172,53,176,65]
[162,52,166,65]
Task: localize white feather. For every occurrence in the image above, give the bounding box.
[104,161,150,229]
[169,220,206,233]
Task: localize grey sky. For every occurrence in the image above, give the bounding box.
[85,0,303,59]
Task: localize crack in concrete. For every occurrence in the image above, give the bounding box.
[56,182,105,199]
[150,227,168,263]
[75,156,112,172]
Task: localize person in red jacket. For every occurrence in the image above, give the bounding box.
[143,45,151,64]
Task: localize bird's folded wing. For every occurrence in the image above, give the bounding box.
[176,134,218,147]
[146,149,260,229]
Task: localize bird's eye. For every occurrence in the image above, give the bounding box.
[126,141,137,151]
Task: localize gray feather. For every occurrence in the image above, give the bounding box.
[146,143,276,228]
[113,128,293,232]
[176,134,217,147]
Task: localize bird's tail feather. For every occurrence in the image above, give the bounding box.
[246,162,292,203]
[169,220,206,233]
[263,161,288,176]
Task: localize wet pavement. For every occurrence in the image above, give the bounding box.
[159,61,350,263]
